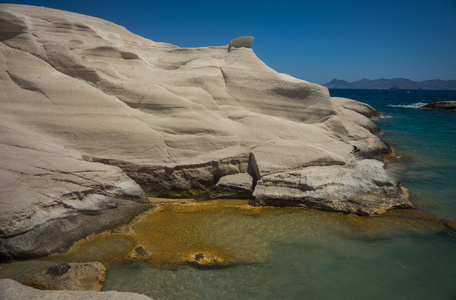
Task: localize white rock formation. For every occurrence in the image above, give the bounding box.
[0,4,411,260]
[210,173,254,199]
[0,279,153,300]
[228,36,254,52]
[253,160,407,215]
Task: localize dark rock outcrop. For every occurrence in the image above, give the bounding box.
[325,78,456,90]
[420,101,456,111]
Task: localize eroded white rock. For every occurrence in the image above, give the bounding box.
[210,173,254,199]
[0,279,153,300]
[0,4,410,260]
[228,36,254,51]
[253,160,411,215]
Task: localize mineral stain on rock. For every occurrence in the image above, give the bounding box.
[25,262,107,291]
[46,263,71,276]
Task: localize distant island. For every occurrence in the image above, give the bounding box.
[324,78,456,90]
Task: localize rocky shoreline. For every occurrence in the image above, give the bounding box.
[0,1,414,283]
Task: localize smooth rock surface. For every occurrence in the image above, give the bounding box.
[332,97,383,119]
[210,173,253,199]
[420,101,456,111]
[0,4,410,259]
[0,279,153,300]
[0,118,150,260]
[25,262,107,291]
[253,159,411,215]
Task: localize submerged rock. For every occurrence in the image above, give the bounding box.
[25,262,107,291]
[420,101,456,111]
[184,251,230,268]
[0,4,410,260]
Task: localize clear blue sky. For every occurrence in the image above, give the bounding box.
[4,0,456,84]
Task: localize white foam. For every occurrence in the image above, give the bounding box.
[388,102,427,109]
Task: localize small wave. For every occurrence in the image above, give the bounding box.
[388,102,428,109]
[381,115,393,119]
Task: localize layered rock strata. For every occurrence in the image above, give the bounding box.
[0,4,411,260]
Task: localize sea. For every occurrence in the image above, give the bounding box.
[1,89,455,300]
[330,89,456,219]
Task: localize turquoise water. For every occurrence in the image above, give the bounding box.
[1,89,455,299]
[330,89,456,219]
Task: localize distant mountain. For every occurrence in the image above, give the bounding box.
[324,78,456,90]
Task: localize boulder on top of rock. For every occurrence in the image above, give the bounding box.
[228,36,254,51]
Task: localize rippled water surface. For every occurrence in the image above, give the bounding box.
[1,89,456,299]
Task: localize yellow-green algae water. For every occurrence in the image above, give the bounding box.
[1,198,455,299]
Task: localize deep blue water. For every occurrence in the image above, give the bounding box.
[330,89,456,219]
